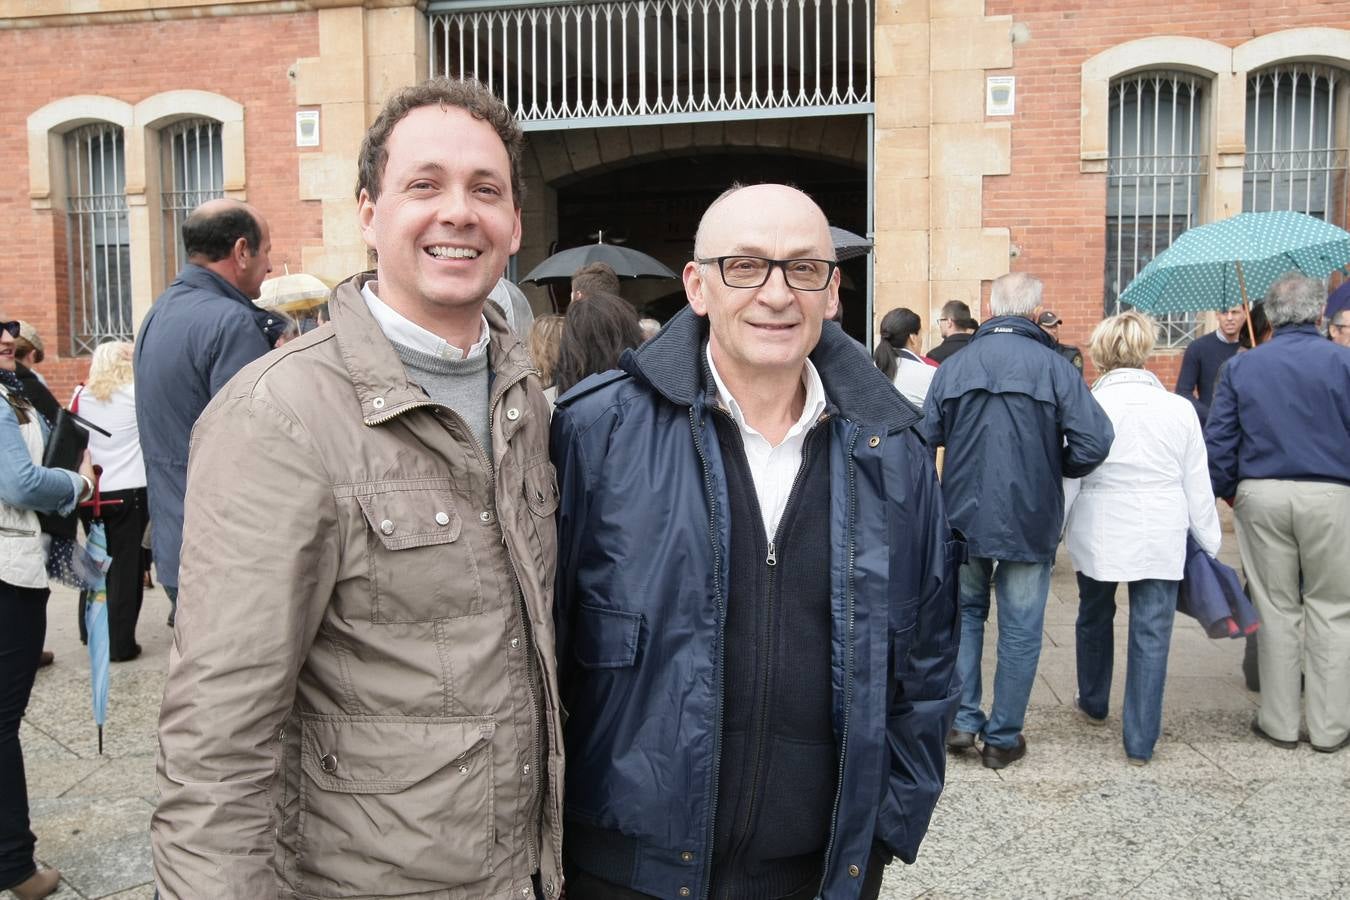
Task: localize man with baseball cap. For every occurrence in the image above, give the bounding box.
[1036,311,1083,372]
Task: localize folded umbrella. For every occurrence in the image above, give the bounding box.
[1176,535,1252,640]
[82,521,113,753]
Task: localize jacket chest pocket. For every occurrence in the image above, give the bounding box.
[357,482,484,623]
[297,714,496,896]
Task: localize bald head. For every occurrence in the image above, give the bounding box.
[693,184,834,262]
[183,199,265,263]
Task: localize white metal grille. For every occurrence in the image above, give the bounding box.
[161,118,225,285]
[1106,71,1208,348]
[65,123,132,355]
[1244,65,1349,226]
[428,0,873,126]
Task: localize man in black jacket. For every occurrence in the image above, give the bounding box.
[927,300,978,363]
[922,272,1113,770]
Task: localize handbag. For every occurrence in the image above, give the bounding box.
[1176,534,1260,639]
[36,392,110,538]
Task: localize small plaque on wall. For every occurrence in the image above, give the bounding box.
[296,110,320,147]
[986,76,1015,116]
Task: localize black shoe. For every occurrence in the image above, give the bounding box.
[1250,719,1297,750]
[1312,734,1350,754]
[166,613,175,628]
[110,644,142,663]
[981,735,1027,770]
[946,729,977,752]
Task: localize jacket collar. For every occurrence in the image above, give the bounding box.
[971,314,1057,348]
[329,271,533,425]
[622,306,921,431]
[1093,367,1164,392]
[176,263,257,309]
[1270,323,1322,341]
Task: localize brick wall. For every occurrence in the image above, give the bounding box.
[0,11,321,401]
[981,0,1347,386]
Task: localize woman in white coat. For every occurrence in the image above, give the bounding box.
[872,307,937,408]
[1063,311,1221,765]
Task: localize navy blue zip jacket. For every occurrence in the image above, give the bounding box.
[133,264,278,588]
[1205,323,1350,499]
[920,315,1114,564]
[551,308,964,900]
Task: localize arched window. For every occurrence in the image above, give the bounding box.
[66,122,132,353]
[1244,64,1349,225]
[1105,71,1208,347]
[160,117,225,285]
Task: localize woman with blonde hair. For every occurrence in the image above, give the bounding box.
[1062,311,1221,765]
[71,340,148,662]
[528,314,564,404]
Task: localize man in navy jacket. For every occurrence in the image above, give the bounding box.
[922,272,1114,770]
[134,199,275,622]
[1206,273,1350,754]
[552,184,963,899]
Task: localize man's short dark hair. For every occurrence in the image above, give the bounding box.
[941,300,978,331]
[571,262,621,300]
[182,205,261,262]
[357,77,525,208]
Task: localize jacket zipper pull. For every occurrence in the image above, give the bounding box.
[766,542,777,567]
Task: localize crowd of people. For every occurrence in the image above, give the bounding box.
[1,73,1348,900]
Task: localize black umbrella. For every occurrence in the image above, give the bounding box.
[520,238,678,285]
[830,226,872,261]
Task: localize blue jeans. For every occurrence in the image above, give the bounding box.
[1075,575,1179,761]
[953,557,1053,749]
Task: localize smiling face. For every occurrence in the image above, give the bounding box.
[0,318,14,373]
[684,185,839,384]
[357,104,521,328]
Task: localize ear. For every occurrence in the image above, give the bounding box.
[684,260,709,317]
[233,236,251,267]
[508,206,522,257]
[823,266,840,321]
[357,188,378,250]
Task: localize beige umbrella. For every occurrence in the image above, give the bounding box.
[257,272,331,313]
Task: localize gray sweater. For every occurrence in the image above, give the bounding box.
[390,340,492,455]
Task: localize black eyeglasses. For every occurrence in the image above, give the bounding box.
[0,321,20,339]
[696,255,838,291]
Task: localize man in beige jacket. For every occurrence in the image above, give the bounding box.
[151,79,564,900]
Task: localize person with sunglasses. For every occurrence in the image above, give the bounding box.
[0,316,96,900]
[551,183,963,899]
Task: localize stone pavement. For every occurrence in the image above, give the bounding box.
[13,532,1350,899]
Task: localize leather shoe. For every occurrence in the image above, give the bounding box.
[1250,719,1297,750]
[37,650,54,668]
[946,729,977,752]
[1312,733,1350,754]
[9,867,61,899]
[981,734,1027,770]
[110,644,142,663]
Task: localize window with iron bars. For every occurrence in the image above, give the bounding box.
[1105,71,1208,348]
[161,118,225,287]
[1244,64,1349,227]
[65,123,132,355]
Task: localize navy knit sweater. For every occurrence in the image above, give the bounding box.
[1174,331,1240,423]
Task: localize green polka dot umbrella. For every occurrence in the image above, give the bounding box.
[1118,211,1350,314]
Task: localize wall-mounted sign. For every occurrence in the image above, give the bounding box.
[296,110,320,147]
[986,76,1015,117]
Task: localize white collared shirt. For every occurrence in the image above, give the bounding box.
[706,345,828,540]
[361,281,490,360]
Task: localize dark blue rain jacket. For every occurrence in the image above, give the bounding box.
[551,308,964,900]
[921,315,1114,563]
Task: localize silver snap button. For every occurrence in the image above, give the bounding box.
[510,637,520,649]
[380,519,394,535]
[372,397,385,409]
[319,753,338,773]
[545,881,555,894]
[459,764,469,775]
[479,511,492,523]
[678,889,691,897]
[505,407,520,421]
[848,863,861,877]
[435,511,450,526]
[522,764,531,775]
[680,851,694,862]
[868,436,881,448]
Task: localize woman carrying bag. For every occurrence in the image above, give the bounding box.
[72,341,148,661]
[1062,312,1221,766]
[0,316,95,900]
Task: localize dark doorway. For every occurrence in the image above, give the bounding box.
[552,147,869,342]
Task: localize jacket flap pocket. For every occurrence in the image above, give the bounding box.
[523,458,559,518]
[356,481,462,550]
[574,604,642,669]
[301,714,495,793]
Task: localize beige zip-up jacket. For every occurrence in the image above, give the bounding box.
[151,273,563,900]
